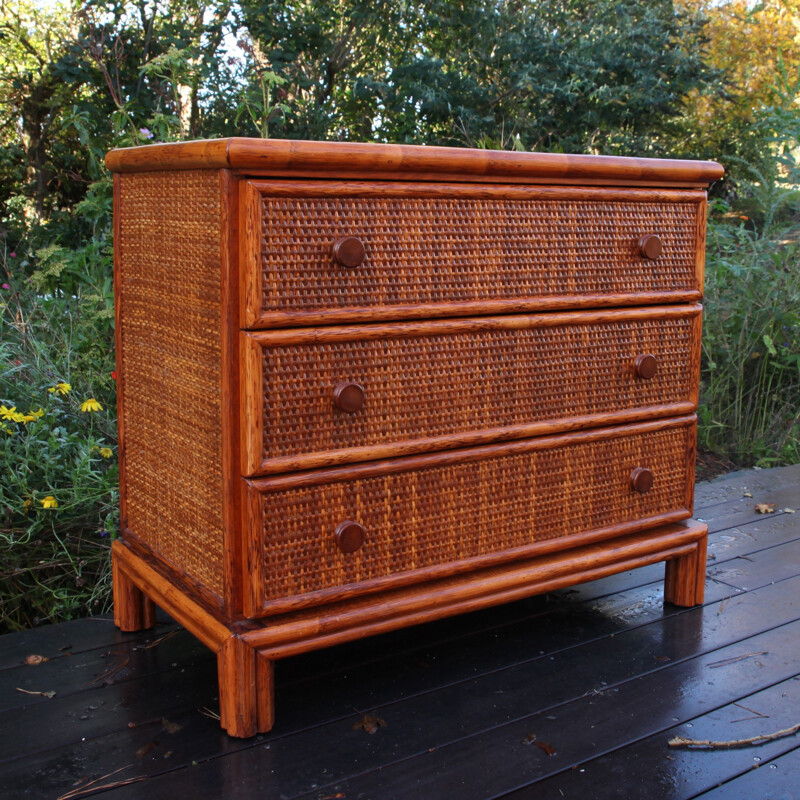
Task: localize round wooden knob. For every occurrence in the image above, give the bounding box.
[634,354,658,380]
[631,467,654,494]
[335,521,365,553]
[333,237,366,268]
[639,234,662,260]
[333,381,365,413]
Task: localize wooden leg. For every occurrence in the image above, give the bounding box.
[664,533,708,607]
[112,550,156,631]
[217,636,274,737]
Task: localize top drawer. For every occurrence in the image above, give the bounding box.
[240,181,706,328]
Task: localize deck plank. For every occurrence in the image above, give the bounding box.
[0,615,177,672]
[0,465,797,800]
[0,575,734,797]
[502,674,800,798]
[693,744,800,799]
[48,572,800,800]
[0,628,209,714]
[288,621,800,800]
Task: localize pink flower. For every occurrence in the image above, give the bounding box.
[1,283,9,290]
[9,252,16,258]
[139,127,154,139]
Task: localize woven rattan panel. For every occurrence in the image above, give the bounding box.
[254,424,693,605]
[257,314,697,465]
[119,170,224,598]
[259,195,699,313]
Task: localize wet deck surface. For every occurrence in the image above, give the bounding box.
[2,464,799,799]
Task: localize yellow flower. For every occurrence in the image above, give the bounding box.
[80,398,102,413]
[30,408,45,419]
[0,423,12,435]
[98,447,113,458]
[10,411,26,423]
[48,382,71,395]
[23,499,32,510]
[40,496,58,509]
[0,405,17,420]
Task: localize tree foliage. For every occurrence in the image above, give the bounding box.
[0,0,728,244]
[238,0,720,152]
[677,0,800,189]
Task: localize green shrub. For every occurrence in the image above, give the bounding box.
[0,240,118,632]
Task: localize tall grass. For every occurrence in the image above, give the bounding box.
[700,180,800,466]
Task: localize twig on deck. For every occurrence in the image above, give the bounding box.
[83,655,131,687]
[731,701,770,723]
[56,765,144,800]
[15,687,55,698]
[139,630,178,650]
[669,721,800,749]
[707,651,768,669]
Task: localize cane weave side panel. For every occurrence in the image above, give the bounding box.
[258,315,697,464]
[118,170,224,597]
[255,425,692,603]
[259,195,699,314]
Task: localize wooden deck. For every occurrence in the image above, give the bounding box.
[2,464,800,799]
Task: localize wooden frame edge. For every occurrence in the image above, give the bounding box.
[120,530,226,613]
[241,521,709,658]
[250,293,704,330]
[246,180,709,203]
[248,403,698,477]
[113,174,128,533]
[696,193,708,297]
[240,332,265,477]
[105,138,724,187]
[112,540,230,650]
[246,304,704,346]
[219,169,244,618]
[242,481,266,619]
[245,504,693,618]
[239,180,263,329]
[248,415,697,493]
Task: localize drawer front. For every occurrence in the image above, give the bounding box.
[241,181,705,327]
[241,306,701,475]
[245,417,695,615]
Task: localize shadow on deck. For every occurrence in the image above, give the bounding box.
[2,464,800,799]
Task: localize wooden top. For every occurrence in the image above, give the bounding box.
[105,138,724,187]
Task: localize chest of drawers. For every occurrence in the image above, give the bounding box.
[106,139,723,736]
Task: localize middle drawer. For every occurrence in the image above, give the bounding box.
[240,305,702,476]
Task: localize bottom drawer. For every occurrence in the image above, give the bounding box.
[244,416,696,616]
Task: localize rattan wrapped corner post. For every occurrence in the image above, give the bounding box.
[106,139,723,737]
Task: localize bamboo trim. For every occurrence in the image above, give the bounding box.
[251,293,704,329]
[119,531,225,612]
[247,403,698,478]
[112,540,230,651]
[245,304,703,346]
[239,179,263,329]
[105,138,724,187]
[247,180,708,204]
[240,522,708,656]
[248,415,697,492]
[245,508,692,618]
[219,169,242,617]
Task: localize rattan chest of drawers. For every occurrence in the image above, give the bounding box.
[106,139,723,737]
